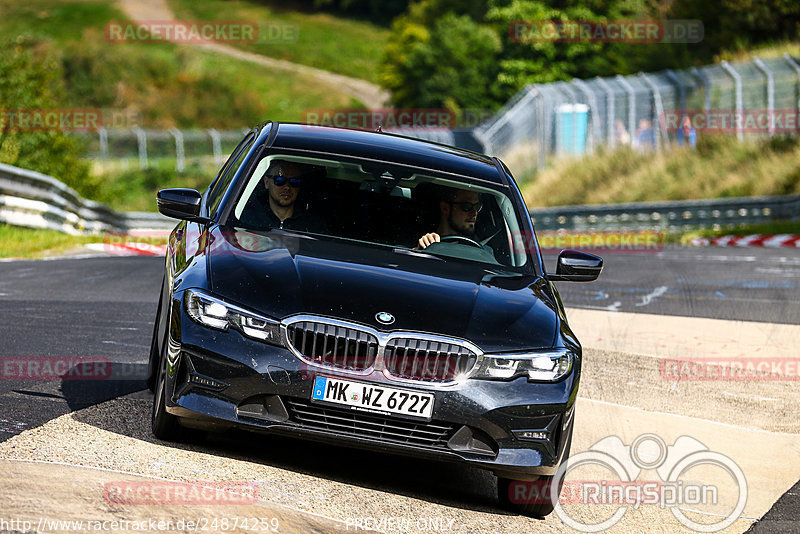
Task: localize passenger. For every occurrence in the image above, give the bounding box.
[417,188,483,249]
[261,160,326,233]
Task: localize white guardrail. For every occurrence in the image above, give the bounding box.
[2,162,798,236]
[0,163,175,235]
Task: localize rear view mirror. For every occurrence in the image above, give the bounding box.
[547,250,603,282]
[157,188,207,222]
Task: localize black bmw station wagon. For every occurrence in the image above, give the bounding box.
[148,122,602,516]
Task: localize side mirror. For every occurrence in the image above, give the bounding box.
[547,250,603,282]
[157,189,207,222]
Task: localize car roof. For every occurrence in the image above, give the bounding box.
[264,122,506,186]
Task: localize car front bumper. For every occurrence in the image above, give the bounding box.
[164,309,579,480]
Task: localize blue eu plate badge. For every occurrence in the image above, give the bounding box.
[313,376,327,400]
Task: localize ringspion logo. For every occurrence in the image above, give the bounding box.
[511,433,747,532]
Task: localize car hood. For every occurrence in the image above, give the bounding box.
[206,227,558,352]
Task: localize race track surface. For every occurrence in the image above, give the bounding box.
[0,247,797,533]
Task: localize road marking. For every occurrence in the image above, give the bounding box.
[722,391,781,402]
[0,419,28,434]
[636,285,668,306]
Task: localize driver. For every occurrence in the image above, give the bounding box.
[417,188,482,249]
[260,159,327,233]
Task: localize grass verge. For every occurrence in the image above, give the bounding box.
[522,135,800,208]
[168,0,390,83]
[0,224,169,259]
[1,0,357,128]
[0,225,100,259]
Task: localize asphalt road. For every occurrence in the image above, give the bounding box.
[0,246,797,531]
[1,246,798,444]
[0,256,161,442]
[543,246,800,324]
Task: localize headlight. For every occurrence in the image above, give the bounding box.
[474,348,574,382]
[185,290,282,345]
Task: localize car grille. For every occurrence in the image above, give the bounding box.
[384,338,478,382]
[284,317,482,384]
[285,399,456,449]
[287,321,379,371]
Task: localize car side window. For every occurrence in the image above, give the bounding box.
[207,133,255,217]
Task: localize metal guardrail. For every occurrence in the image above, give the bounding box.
[530,194,800,231]
[0,163,174,235]
[2,162,797,236]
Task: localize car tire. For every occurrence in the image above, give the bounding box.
[497,433,573,518]
[151,335,181,441]
[146,275,167,392]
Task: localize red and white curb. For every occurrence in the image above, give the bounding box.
[85,242,168,256]
[691,234,800,247]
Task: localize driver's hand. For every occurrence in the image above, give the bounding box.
[417,233,440,249]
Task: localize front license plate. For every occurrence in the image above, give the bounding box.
[311,376,434,419]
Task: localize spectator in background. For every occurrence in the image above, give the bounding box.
[614,119,631,146]
[676,116,697,149]
[634,119,655,152]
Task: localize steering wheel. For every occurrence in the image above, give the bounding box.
[439,234,483,248]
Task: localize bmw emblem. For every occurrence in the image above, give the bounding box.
[375,312,395,325]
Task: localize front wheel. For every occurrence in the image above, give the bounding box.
[151,342,180,441]
[497,433,573,517]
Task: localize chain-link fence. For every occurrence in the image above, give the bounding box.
[69,53,800,177]
[72,126,452,173]
[73,128,251,172]
[474,54,800,176]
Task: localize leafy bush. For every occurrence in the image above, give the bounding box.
[0,38,93,196]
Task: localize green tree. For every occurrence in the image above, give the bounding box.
[381,12,501,110]
[310,0,412,23]
[668,0,800,61]
[0,38,93,197]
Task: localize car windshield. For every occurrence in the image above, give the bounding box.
[228,152,534,270]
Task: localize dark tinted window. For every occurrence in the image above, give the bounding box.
[207,133,255,216]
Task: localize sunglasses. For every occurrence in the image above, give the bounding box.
[267,175,304,187]
[449,201,483,213]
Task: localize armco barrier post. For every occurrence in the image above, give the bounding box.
[720,61,744,141]
[594,76,616,148]
[132,126,149,169]
[638,73,667,150]
[616,75,636,145]
[753,57,775,136]
[690,67,712,115]
[783,54,800,133]
[169,128,185,173]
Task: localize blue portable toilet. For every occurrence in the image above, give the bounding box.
[556,103,589,156]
